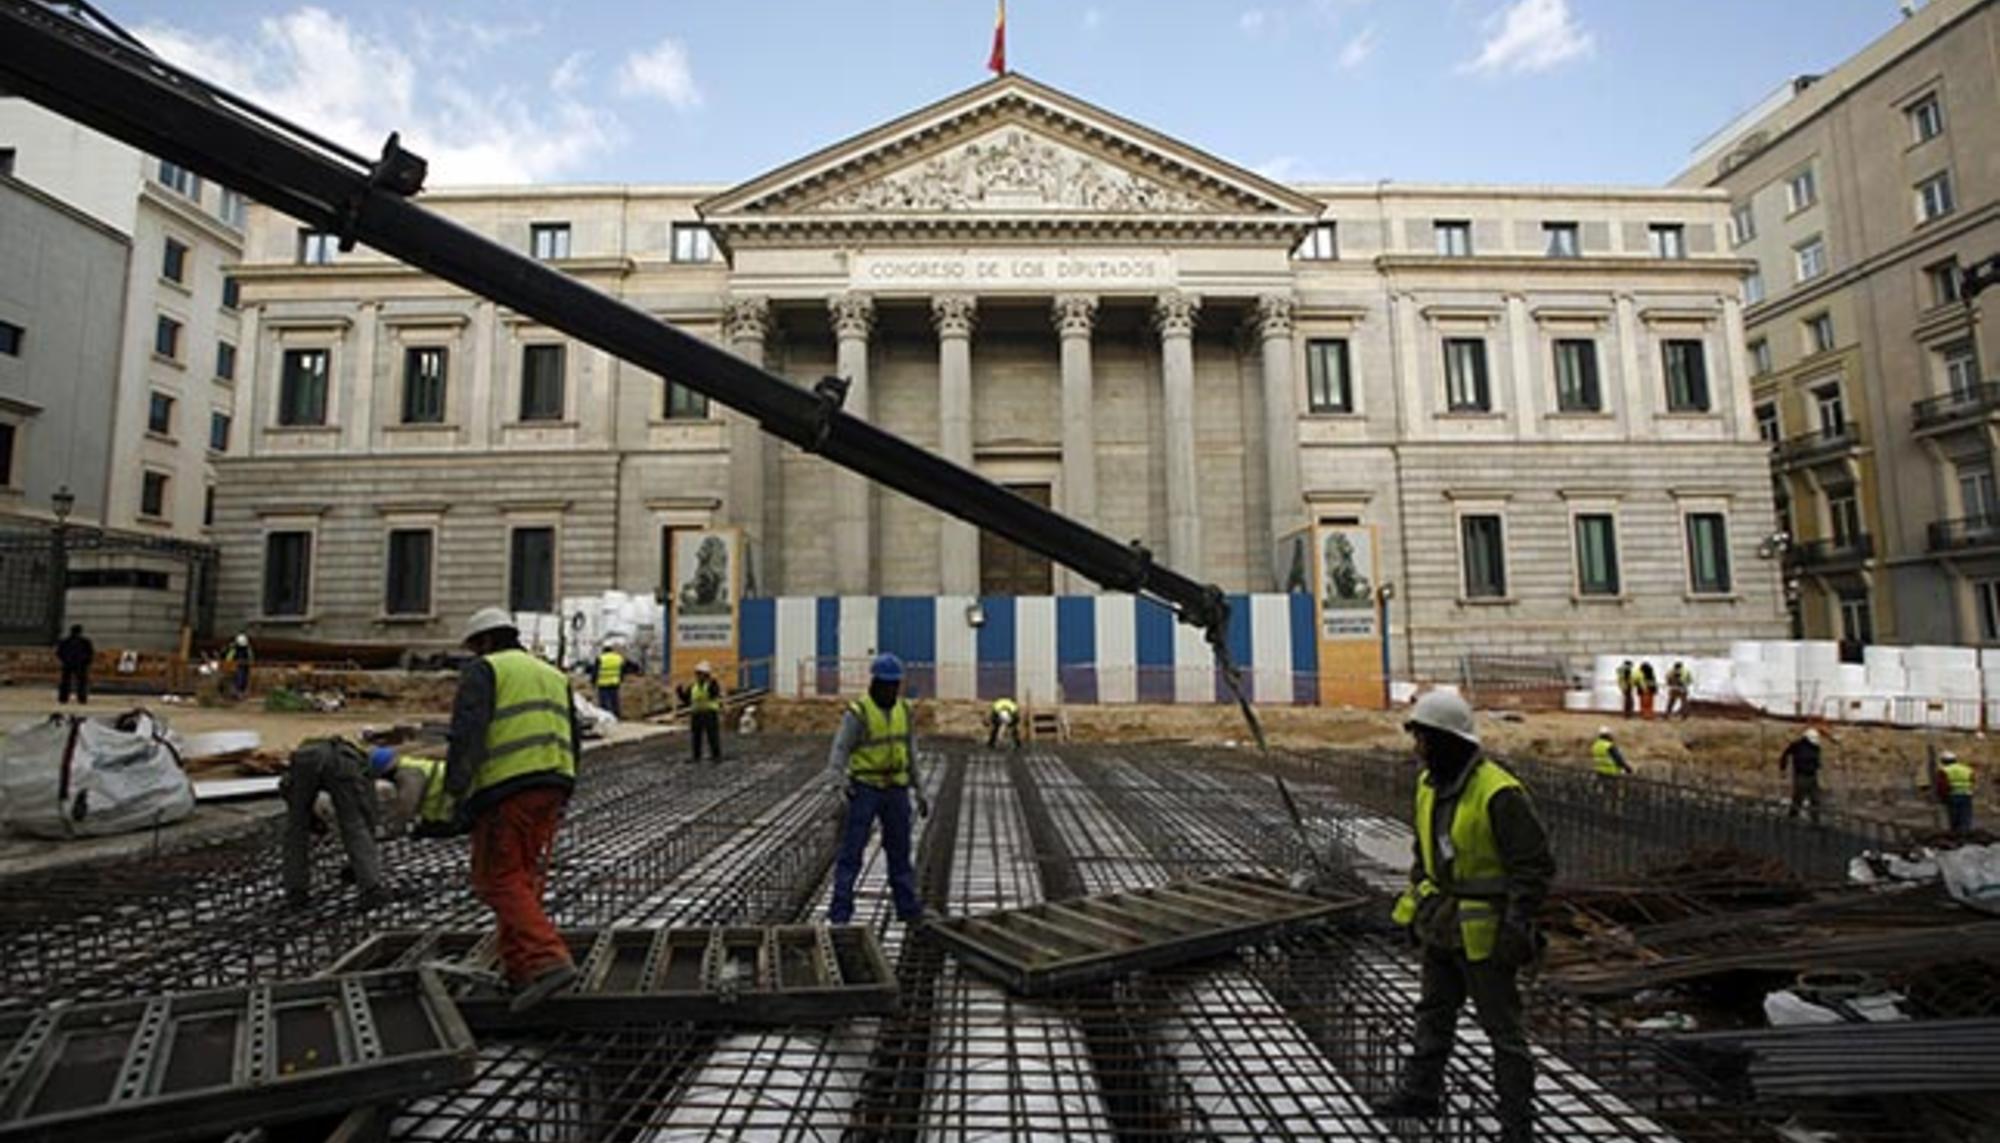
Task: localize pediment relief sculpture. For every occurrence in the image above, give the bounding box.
[802,128,1214,215]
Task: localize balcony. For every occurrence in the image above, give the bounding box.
[1788,533,1874,570]
[1913,382,2000,433]
[1773,424,1861,469]
[1928,515,2000,553]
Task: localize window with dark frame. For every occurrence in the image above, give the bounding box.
[263,530,312,616]
[1685,512,1732,594]
[509,527,556,613]
[1929,258,1964,307]
[1814,383,1846,436]
[1543,221,1579,258]
[520,344,565,421]
[0,148,14,177]
[158,160,200,199]
[530,222,572,260]
[1788,167,1817,212]
[0,320,20,356]
[1305,339,1353,413]
[1294,222,1338,261]
[402,346,449,424]
[154,314,181,360]
[162,237,188,283]
[1807,313,1836,355]
[1795,236,1827,281]
[1981,581,2000,643]
[1461,514,1507,598]
[1944,341,1981,398]
[663,377,708,420]
[203,485,215,528]
[1574,514,1620,596]
[147,391,174,436]
[0,423,15,486]
[1910,94,1944,142]
[1828,487,1862,546]
[1443,338,1490,411]
[1434,220,1472,257]
[1755,402,1780,445]
[209,410,230,453]
[1552,338,1600,412]
[671,223,715,263]
[278,348,329,426]
[215,340,236,382]
[1839,592,1874,646]
[1648,223,1686,259]
[140,471,168,518]
[1917,171,1956,223]
[297,229,336,265]
[1730,202,1756,245]
[385,529,434,616]
[1662,339,1709,412]
[221,276,241,310]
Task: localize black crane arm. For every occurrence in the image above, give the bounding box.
[0,0,1234,644]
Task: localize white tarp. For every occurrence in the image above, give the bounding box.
[0,713,195,838]
[1937,842,2000,915]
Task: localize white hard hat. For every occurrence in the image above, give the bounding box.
[1405,691,1479,747]
[696,660,713,674]
[234,633,249,646]
[462,606,517,645]
[1803,728,1820,743]
[1941,751,1958,762]
[1598,726,1612,738]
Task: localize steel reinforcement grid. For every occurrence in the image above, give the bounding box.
[0,735,1952,1141]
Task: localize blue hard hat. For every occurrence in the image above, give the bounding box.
[368,747,395,775]
[870,653,904,683]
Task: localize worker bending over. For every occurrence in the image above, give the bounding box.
[826,653,929,925]
[282,737,386,910]
[1664,662,1692,719]
[986,696,1022,751]
[1591,727,1632,778]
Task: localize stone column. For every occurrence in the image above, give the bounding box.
[828,293,876,595]
[468,300,496,449]
[346,301,378,453]
[1054,294,1100,595]
[1720,297,1754,436]
[933,294,979,595]
[239,304,263,454]
[724,295,772,546]
[1255,294,1303,561]
[1505,292,1535,435]
[1614,291,1649,435]
[1154,291,1203,579]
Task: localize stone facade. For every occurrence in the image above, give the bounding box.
[215,75,1785,675]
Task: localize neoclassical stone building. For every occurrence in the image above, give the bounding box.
[215,75,1785,676]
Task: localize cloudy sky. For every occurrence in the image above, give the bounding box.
[119,0,1914,189]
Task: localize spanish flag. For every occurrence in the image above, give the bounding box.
[987,0,1006,74]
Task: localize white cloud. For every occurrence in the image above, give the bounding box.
[550,51,591,96]
[1337,25,1377,69]
[1082,7,1105,31]
[617,38,702,109]
[1460,0,1595,76]
[1239,9,1268,33]
[137,7,620,185]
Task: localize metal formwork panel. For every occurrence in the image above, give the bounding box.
[0,969,474,1143]
[927,872,1364,996]
[330,924,898,1030]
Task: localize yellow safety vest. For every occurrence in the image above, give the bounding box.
[399,756,454,825]
[596,651,624,689]
[1592,738,1623,776]
[847,697,913,789]
[688,677,721,714]
[1391,759,1525,963]
[1942,761,1975,797]
[476,649,577,795]
[1616,664,1633,688]
[992,698,1019,718]
[1668,666,1690,688]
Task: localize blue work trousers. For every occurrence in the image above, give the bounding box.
[828,782,923,923]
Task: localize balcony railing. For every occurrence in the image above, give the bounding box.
[1929,515,2000,553]
[1913,382,2000,430]
[1773,425,1860,466]
[1789,533,1874,569]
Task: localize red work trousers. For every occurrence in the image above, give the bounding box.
[469,787,571,985]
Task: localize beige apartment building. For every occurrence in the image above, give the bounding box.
[1676,0,2000,648]
[214,74,1783,676]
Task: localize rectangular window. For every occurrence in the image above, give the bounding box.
[1552,338,1601,412]
[1910,93,1944,142]
[1461,514,1507,598]
[0,147,14,177]
[508,527,556,613]
[1729,202,1756,245]
[1661,339,1710,412]
[1944,341,1982,397]
[147,391,174,436]
[1828,488,1862,545]
[0,423,15,486]
[157,159,200,199]
[297,229,336,265]
[1442,338,1490,411]
[1685,512,1732,594]
[1574,513,1620,596]
[1648,223,1686,259]
[530,222,571,260]
[1755,401,1780,445]
[263,531,312,617]
[402,346,449,424]
[1294,222,1338,261]
[1959,464,1998,522]
[1806,312,1835,355]
[980,484,1057,595]
[1744,269,1765,305]
[1813,383,1846,435]
[1929,258,1964,307]
[1916,171,1956,223]
[1305,338,1354,413]
[203,485,214,528]
[1787,166,1818,212]
[162,237,188,283]
[218,187,247,229]
[140,471,168,518]
[1795,236,1827,282]
[671,223,715,263]
[1434,220,1472,257]
[221,276,241,310]
[385,529,434,616]
[520,344,566,421]
[1775,488,1793,540]
[278,348,330,426]
[154,314,181,360]
[1543,221,1579,258]
[209,410,230,452]
[215,340,236,382]
[1980,581,2000,642]
[0,320,20,356]
[1749,337,1772,375]
[1839,593,1874,646]
[664,377,709,420]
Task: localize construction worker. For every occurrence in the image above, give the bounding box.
[986,696,1022,751]
[1636,661,1659,720]
[368,746,456,836]
[1665,661,1692,719]
[1374,692,1554,1143]
[1779,728,1825,826]
[54,623,93,705]
[223,633,254,699]
[679,661,724,763]
[281,737,386,909]
[826,653,930,925]
[1592,727,1632,778]
[448,607,582,1012]
[1616,659,1635,719]
[1939,751,1976,835]
[591,641,627,718]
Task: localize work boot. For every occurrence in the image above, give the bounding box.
[1368,1091,1443,1120]
[509,962,578,1013]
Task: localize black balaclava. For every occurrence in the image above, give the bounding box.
[869,679,902,710]
[1415,726,1480,788]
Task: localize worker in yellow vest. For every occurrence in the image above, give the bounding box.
[825,653,930,925]
[1939,751,1976,835]
[679,661,725,763]
[1592,727,1632,778]
[368,747,457,835]
[591,641,628,719]
[447,607,582,1013]
[1375,692,1554,1143]
[986,696,1022,751]
[1615,659,1635,719]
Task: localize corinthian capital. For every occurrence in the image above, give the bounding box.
[723,295,772,345]
[1254,293,1295,340]
[931,294,978,339]
[1052,294,1098,339]
[828,292,876,341]
[1152,290,1202,338]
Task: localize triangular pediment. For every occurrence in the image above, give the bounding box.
[700,74,1321,241]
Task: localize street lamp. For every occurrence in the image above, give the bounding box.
[51,484,74,524]
[1376,582,1396,710]
[47,484,74,643]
